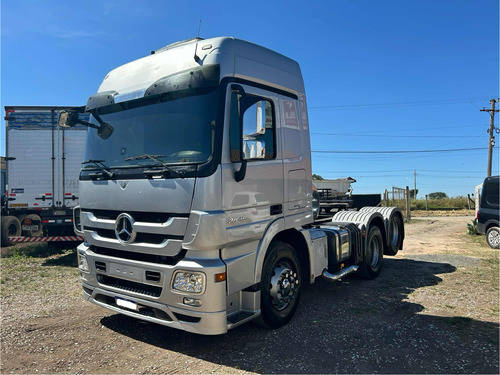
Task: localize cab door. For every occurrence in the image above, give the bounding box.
[220,84,284,293]
[222,84,283,232]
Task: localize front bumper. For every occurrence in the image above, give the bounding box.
[77,243,228,335]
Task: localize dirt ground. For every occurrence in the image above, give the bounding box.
[1,214,499,374]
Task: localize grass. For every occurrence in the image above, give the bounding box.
[414,196,471,210]
[383,196,474,211]
[0,243,79,297]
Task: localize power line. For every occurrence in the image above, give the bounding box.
[310,124,486,135]
[309,97,491,111]
[311,133,481,138]
[313,168,490,178]
[311,147,488,154]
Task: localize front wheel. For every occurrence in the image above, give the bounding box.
[259,241,302,329]
[486,227,500,249]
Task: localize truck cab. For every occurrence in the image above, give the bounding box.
[65,37,403,335]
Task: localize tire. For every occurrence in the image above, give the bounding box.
[259,241,302,329]
[21,214,43,237]
[386,214,403,256]
[486,227,500,249]
[1,216,21,247]
[358,225,384,279]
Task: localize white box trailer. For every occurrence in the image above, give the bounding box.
[1,106,87,246]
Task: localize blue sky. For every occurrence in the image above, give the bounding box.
[1,0,499,197]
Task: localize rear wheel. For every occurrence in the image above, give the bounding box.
[486,227,500,249]
[21,214,43,237]
[1,216,21,247]
[358,226,384,279]
[386,214,403,255]
[259,241,302,328]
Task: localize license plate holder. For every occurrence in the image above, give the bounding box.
[115,297,139,311]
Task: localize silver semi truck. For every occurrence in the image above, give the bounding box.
[60,37,405,335]
[2,106,87,246]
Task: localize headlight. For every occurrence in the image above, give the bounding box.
[171,271,205,294]
[78,253,89,272]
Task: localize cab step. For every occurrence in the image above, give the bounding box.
[227,310,259,328]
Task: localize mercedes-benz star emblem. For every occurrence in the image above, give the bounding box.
[115,213,136,244]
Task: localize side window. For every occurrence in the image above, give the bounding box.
[230,91,275,162]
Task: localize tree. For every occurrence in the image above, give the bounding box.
[409,189,419,199]
[428,192,448,199]
[312,174,324,180]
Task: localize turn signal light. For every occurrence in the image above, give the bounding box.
[215,272,226,282]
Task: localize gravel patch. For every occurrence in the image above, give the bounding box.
[1,216,498,374]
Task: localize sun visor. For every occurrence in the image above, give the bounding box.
[145,64,220,97]
[85,91,118,111]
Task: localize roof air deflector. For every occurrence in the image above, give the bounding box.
[153,37,204,54]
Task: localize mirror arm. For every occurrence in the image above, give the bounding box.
[76,119,100,130]
[234,159,247,182]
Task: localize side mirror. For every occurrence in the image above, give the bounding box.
[58,109,114,140]
[58,110,79,128]
[97,122,114,139]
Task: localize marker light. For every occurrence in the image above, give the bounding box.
[215,272,226,282]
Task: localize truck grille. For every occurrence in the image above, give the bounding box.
[91,229,181,245]
[80,209,190,258]
[90,209,188,223]
[92,246,186,265]
[97,275,162,297]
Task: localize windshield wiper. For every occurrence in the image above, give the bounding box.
[82,159,115,179]
[124,154,182,178]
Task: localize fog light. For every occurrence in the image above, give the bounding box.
[172,271,205,294]
[183,297,203,307]
[78,253,89,272]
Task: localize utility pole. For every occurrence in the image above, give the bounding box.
[413,169,417,203]
[480,99,499,177]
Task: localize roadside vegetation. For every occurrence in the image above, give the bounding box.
[386,196,474,211]
[0,243,78,298]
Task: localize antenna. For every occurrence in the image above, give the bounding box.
[194,19,202,63]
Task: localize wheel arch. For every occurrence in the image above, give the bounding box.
[274,229,311,283]
[253,220,310,285]
[485,220,500,232]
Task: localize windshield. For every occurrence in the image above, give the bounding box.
[83,91,217,169]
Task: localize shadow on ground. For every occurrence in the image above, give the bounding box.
[101,258,499,374]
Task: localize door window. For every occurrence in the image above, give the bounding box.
[230,91,275,162]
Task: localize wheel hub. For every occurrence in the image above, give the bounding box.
[488,230,500,247]
[269,262,298,311]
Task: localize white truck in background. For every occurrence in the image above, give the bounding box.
[1,106,87,246]
[60,36,405,335]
